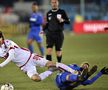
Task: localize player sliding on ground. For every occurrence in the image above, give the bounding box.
[0,31,78,82]
[55,62,108,90]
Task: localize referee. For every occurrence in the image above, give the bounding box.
[44,0,70,62]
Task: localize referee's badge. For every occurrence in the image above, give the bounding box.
[48,17,51,20]
[57,14,61,19]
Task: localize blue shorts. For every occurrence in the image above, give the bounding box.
[55,73,78,90]
[27,30,42,43]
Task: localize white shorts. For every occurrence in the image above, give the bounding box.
[20,54,48,78]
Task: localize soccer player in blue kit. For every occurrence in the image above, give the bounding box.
[55,62,108,90]
[27,2,44,56]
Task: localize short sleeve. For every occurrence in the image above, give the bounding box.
[4,40,13,48]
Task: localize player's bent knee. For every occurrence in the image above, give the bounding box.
[31,74,41,82]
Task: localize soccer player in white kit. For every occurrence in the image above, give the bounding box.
[0,31,78,82]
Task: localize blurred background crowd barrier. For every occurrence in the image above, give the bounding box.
[0,23,29,36]
[0,0,108,36]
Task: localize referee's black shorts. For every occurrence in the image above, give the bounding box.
[46,32,64,51]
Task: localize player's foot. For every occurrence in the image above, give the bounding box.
[100,67,108,75]
[87,65,98,78]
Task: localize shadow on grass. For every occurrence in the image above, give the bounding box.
[74,87,108,90]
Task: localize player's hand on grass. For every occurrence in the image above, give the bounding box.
[100,67,108,75]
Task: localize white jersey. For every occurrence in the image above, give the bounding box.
[0,39,31,67]
[0,39,49,78]
[0,39,77,79]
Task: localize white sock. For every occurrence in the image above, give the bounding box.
[39,70,53,80]
[56,62,78,75]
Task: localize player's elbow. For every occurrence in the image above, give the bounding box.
[31,75,41,82]
[31,78,41,82]
[0,64,4,68]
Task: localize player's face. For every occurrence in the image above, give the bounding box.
[51,0,59,10]
[0,37,3,46]
[81,63,89,69]
[32,4,38,12]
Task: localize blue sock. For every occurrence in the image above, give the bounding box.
[28,45,34,53]
[40,46,44,56]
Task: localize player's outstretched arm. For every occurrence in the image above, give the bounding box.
[0,49,15,67]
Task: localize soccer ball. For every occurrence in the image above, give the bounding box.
[0,83,14,90]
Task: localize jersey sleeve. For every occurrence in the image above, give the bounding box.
[62,10,70,24]
[3,40,17,58]
[0,48,4,58]
[46,12,49,22]
[0,40,14,58]
[30,13,43,25]
[5,39,19,48]
[36,14,43,25]
[5,40,14,48]
[0,49,15,67]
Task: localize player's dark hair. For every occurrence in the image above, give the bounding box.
[84,63,90,67]
[0,31,4,40]
[0,31,7,48]
[32,1,38,6]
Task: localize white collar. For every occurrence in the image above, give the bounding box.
[51,9,59,12]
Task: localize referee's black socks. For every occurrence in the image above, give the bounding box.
[46,55,52,61]
[46,55,62,62]
[57,56,62,62]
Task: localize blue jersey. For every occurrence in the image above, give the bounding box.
[29,12,43,30]
[28,12,43,42]
[55,64,102,90]
[68,64,81,71]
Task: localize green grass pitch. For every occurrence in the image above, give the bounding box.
[0,33,108,90]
